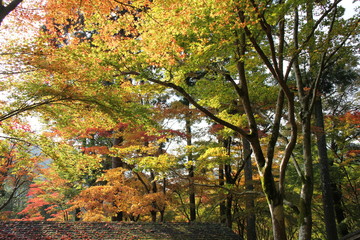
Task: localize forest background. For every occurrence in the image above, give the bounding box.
[0,0,359,240]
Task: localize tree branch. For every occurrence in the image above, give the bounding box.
[124,71,252,140]
[0,0,23,25]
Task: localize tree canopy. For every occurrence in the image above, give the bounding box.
[0,0,359,240]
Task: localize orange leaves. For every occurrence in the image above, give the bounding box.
[340,111,360,127]
[69,167,167,221]
[26,184,45,197]
[346,150,360,158]
[17,195,50,220]
[82,146,110,155]
[18,168,75,221]
[325,111,360,141]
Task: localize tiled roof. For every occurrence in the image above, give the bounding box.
[0,221,242,240]
[340,230,360,240]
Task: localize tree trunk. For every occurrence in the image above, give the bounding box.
[252,139,287,240]
[112,137,124,168]
[223,138,234,228]
[226,194,233,228]
[74,208,81,221]
[298,117,313,240]
[314,97,338,240]
[0,0,23,25]
[111,136,124,221]
[189,165,196,221]
[151,171,158,222]
[150,210,157,222]
[219,164,226,224]
[185,110,196,222]
[159,178,166,222]
[269,203,287,240]
[332,184,348,237]
[111,212,123,222]
[159,210,164,222]
[261,165,287,240]
[243,137,257,240]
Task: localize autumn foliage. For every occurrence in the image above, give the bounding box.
[0,0,359,240]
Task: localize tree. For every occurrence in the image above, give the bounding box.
[292,4,359,238]
[5,0,359,239]
[326,110,360,234]
[313,49,359,238]
[0,119,40,217]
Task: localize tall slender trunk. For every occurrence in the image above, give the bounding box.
[74,208,81,221]
[332,184,348,237]
[314,97,338,240]
[185,109,196,221]
[243,137,256,240]
[259,160,287,240]
[235,25,288,239]
[150,171,158,222]
[269,203,287,240]
[159,177,166,222]
[224,137,235,228]
[296,3,316,237]
[189,165,196,221]
[159,210,165,222]
[226,194,233,228]
[112,137,124,168]
[298,117,313,239]
[111,137,124,222]
[219,163,226,224]
[150,211,157,222]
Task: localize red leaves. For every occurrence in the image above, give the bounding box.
[10,120,32,132]
[340,111,360,126]
[26,184,45,197]
[128,130,166,143]
[346,150,360,157]
[115,122,129,130]
[79,128,113,138]
[209,124,224,134]
[79,123,129,139]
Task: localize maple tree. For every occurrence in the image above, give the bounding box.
[0,118,40,218]
[17,131,106,221]
[11,82,179,221]
[45,1,353,239]
[0,0,358,240]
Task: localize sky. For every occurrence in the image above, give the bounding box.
[342,0,360,18]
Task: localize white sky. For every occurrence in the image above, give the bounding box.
[342,0,360,18]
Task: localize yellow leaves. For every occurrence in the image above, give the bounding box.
[36,138,102,187]
[217,111,248,128]
[111,144,176,173]
[199,147,228,160]
[136,154,177,173]
[0,136,40,190]
[97,167,127,185]
[197,146,231,169]
[198,95,222,109]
